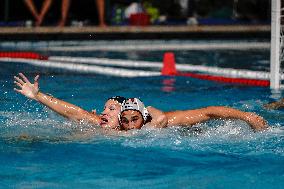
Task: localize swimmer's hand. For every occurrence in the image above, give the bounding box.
[244,112,268,131]
[14,73,39,100]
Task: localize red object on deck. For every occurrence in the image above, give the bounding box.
[129,13,150,26]
[0,52,48,60]
[161,52,177,75]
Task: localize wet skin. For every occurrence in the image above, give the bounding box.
[120,110,144,130]
[99,99,121,130]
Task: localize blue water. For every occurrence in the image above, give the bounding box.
[0,44,284,188]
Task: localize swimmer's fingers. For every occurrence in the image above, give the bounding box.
[14,88,23,94]
[34,75,39,82]
[19,73,31,84]
[14,76,24,85]
[14,81,23,88]
[260,117,269,128]
[34,75,39,89]
[248,113,269,131]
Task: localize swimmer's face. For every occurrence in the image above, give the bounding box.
[100,99,121,129]
[120,110,144,130]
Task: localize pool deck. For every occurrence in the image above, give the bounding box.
[0,25,270,41]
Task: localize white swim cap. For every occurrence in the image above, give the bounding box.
[121,98,149,121]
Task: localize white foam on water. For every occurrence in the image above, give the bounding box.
[0,109,102,142]
[120,119,284,156]
[1,107,283,156]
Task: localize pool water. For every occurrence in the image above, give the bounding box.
[0,44,283,188]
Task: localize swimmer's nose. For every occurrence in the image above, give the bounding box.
[101,109,108,115]
[121,122,131,130]
[128,121,136,128]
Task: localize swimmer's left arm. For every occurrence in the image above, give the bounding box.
[146,106,168,128]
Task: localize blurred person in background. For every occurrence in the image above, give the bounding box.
[68,0,106,27]
[95,0,106,27]
[178,0,198,25]
[24,0,70,27]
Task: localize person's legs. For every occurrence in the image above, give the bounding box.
[58,0,71,27]
[24,0,40,21]
[37,0,53,26]
[96,0,106,27]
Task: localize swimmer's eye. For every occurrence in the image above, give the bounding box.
[131,115,141,122]
[131,117,139,123]
[120,117,129,124]
[109,105,117,111]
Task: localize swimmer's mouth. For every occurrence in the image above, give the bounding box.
[100,117,108,125]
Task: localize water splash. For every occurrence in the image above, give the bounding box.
[120,119,284,156]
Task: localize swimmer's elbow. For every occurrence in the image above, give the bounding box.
[240,112,268,132]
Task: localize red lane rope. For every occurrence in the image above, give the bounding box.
[0,52,48,60]
[176,72,270,87]
[162,52,270,87]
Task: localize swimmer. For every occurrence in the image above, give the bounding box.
[14,73,125,130]
[120,98,268,132]
[14,73,268,132]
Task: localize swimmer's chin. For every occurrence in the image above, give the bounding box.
[99,122,108,127]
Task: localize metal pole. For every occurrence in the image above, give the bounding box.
[270,0,281,89]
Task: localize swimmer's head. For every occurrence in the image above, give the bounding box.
[108,96,126,105]
[100,96,126,130]
[120,98,150,130]
[121,98,149,121]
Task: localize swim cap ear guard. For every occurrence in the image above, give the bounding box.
[120,98,149,122]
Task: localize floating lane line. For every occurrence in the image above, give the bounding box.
[49,56,280,80]
[1,55,283,81]
[0,58,160,77]
[43,42,270,52]
[49,56,162,68]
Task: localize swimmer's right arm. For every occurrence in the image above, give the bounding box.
[14,73,100,124]
[147,106,168,128]
[35,92,100,124]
